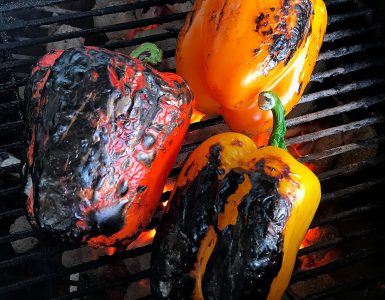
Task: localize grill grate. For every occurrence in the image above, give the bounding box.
[1,0,385,299]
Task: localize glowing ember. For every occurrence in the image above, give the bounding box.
[162,200,169,207]
[300,227,321,249]
[127,229,156,250]
[127,24,159,41]
[105,247,118,256]
[289,143,316,172]
[191,108,207,123]
[299,227,340,270]
[163,181,175,193]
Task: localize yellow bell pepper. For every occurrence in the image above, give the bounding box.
[151,91,321,299]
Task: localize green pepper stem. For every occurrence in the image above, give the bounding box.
[129,42,163,66]
[258,91,287,150]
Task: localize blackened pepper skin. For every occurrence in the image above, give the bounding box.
[151,93,321,300]
[23,47,194,247]
[151,145,291,300]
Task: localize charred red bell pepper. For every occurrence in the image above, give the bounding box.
[23,43,194,248]
[151,92,321,299]
[176,0,327,135]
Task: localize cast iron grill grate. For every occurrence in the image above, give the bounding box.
[1,0,384,299]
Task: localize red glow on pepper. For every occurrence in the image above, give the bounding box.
[252,132,270,148]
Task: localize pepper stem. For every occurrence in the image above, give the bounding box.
[258,91,287,150]
[129,42,163,66]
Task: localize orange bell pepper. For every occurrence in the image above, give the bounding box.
[151,92,321,299]
[176,0,327,135]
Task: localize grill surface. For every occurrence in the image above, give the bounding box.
[1,0,385,299]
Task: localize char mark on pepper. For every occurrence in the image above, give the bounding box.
[23,46,193,246]
[151,148,293,299]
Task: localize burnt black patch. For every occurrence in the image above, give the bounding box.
[202,159,291,299]
[216,0,228,31]
[117,179,129,197]
[152,144,247,299]
[261,27,273,36]
[87,200,128,237]
[152,152,293,299]
[298,81,303,95]
[266,0,313,72]
[137,185,147,193]
[255,12,269,32]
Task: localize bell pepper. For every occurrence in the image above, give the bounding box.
[176,0,327,135]
[23,43,194,248]
[151,91,321,299]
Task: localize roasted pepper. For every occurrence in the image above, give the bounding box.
[151,92,321,299]
[23,43,194,248]
[176,0,327,135]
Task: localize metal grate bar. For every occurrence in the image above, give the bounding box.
[0,0,353,33]
[323,26,378,43]
[0,164,20,175]
[298,226,384,257]
[328,9,372,25]
[291,247,385,283]
[0,16,375,67]
[301,77,385,104]
[52,269,151,300]
[0,230,36,245]
[0,120,23,132]
[310,204,382,229]
[0,13,188,51]
[0,57,37,70]
[0,245,152,295]
[286,115,385,146]
[104,31,178,50]
[0,186,21,197]
[0,32,178,83]
[0,0,71,13]
[317,42,382,61]
[324,0,351,5]
[0,244,76,271]
[0,141,23,153]
[0,101,20,111]
[188,117,224,132]
[318,155,385,181]
[0,208,24,221]
[0,0,190,32]
[304,272,385,300]
[321,179,385,203]
[311,58,385,82]
[299,135,385,163]
[0,78,28,92]
[286,94,385,127]
[0,31,177,71]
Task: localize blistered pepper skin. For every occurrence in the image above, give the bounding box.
[23,47,194,248]
[176,0,327,135]
[151,133,320,299]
